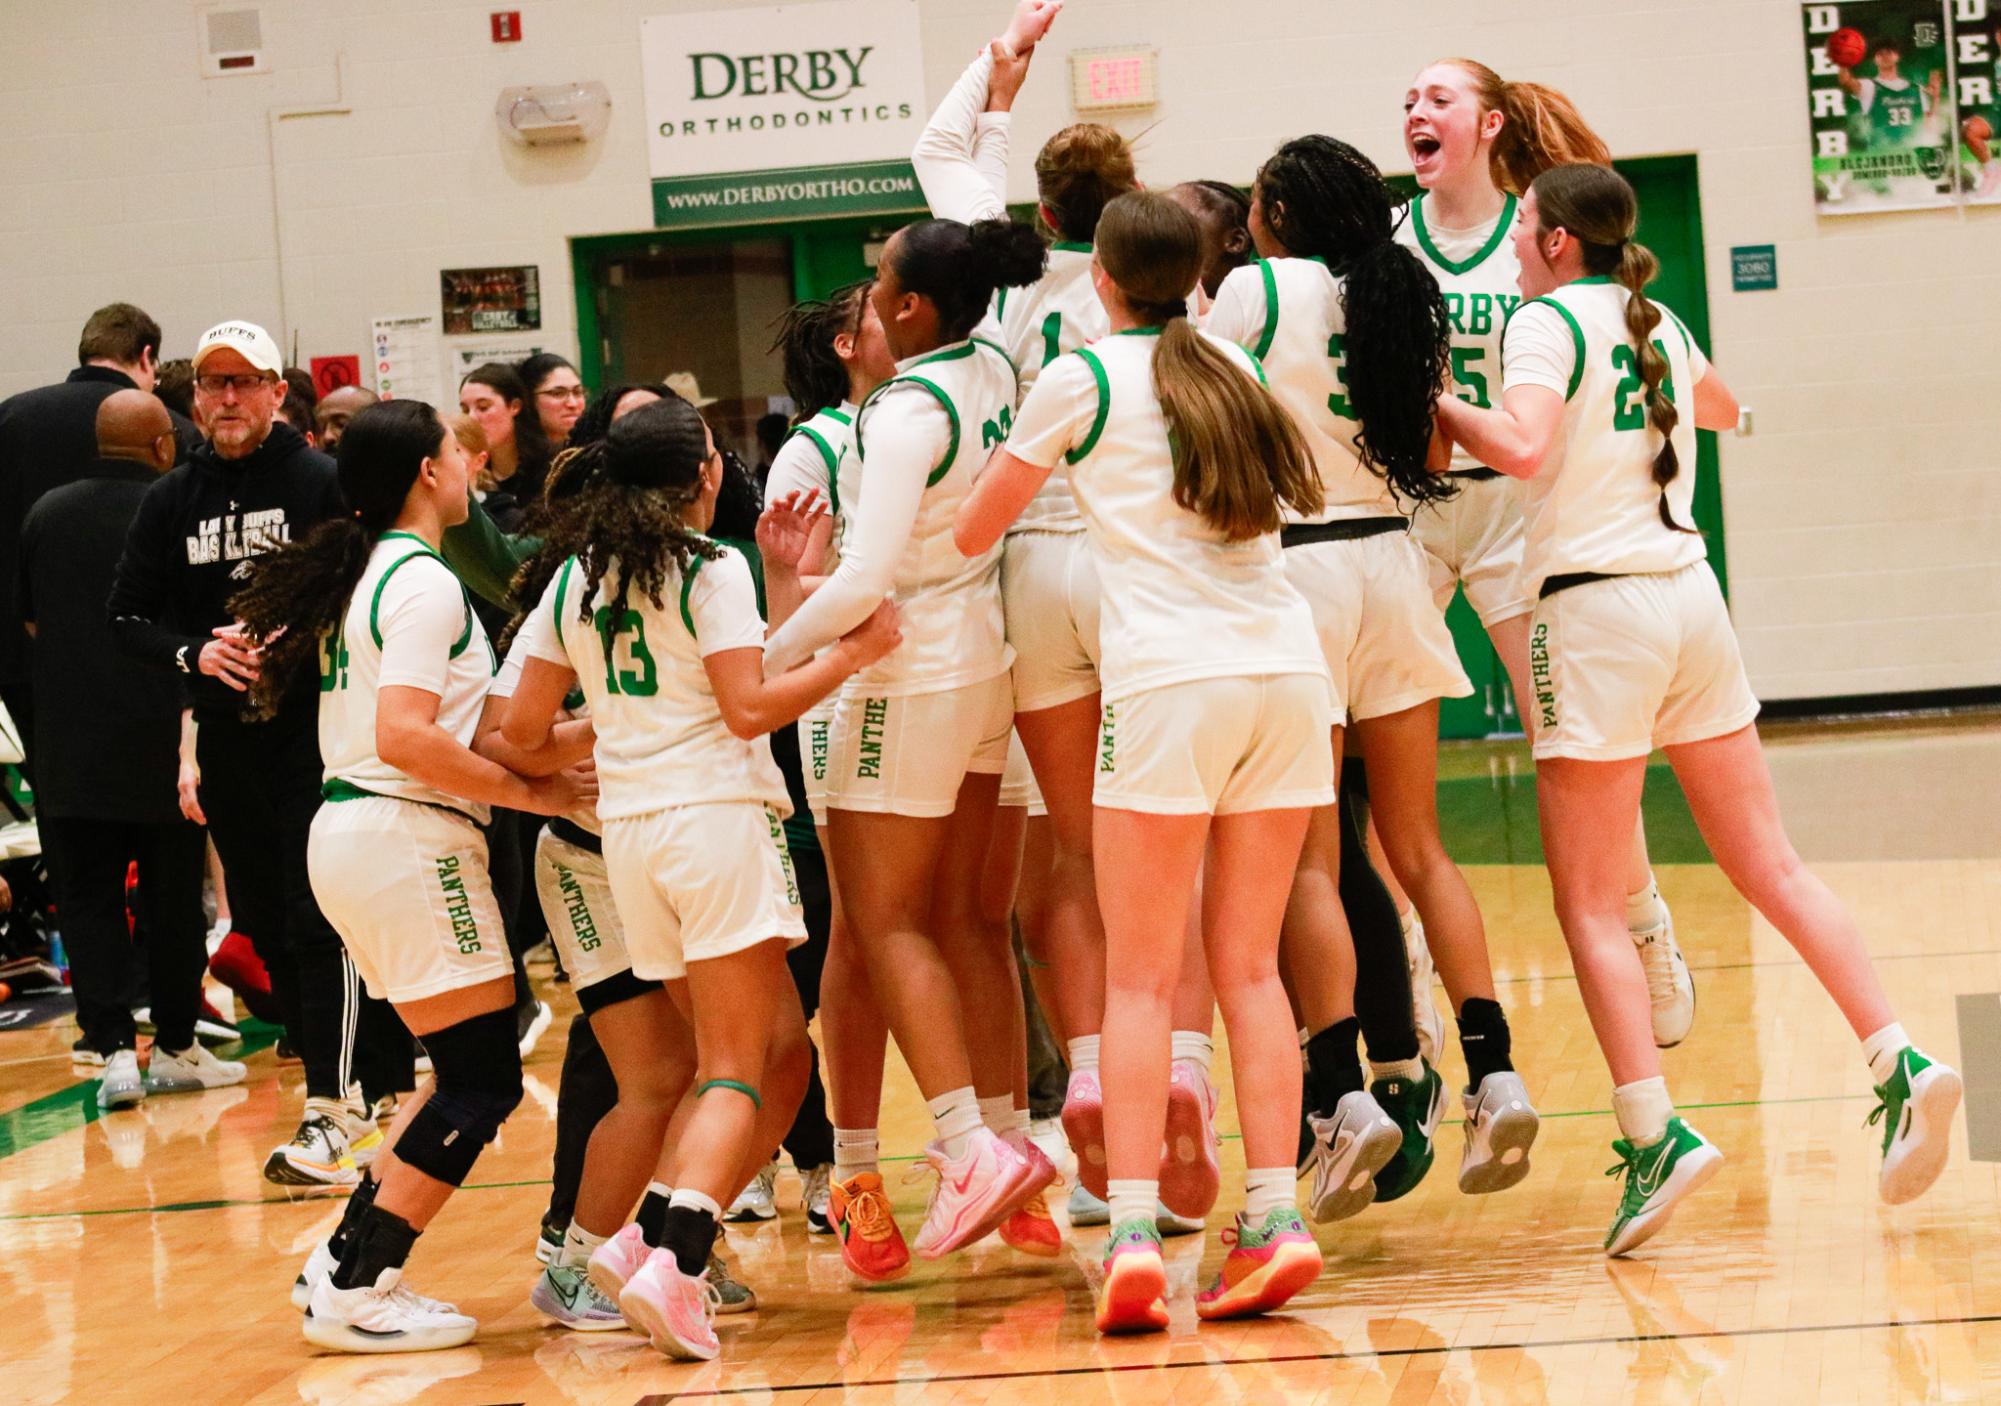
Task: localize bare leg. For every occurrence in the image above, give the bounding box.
[1016,695,1109,1043]
[816,825,889,1131]
[932,774,1023,1109]
[664,939,793,1207]
[1280,733,1356,1032]
[571,990,695,1236]
[976,801,1030,1111]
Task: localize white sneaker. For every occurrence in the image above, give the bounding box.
[1404,912,1445,1067]
[1027,1116,1075,1181]
[1155,1201,1203,1236]
[531,1263,626,1331]
[586,1222,651,1301]
[516,999,554,1060]
[1633,908,1696,1048]
[144,1042,246,1095]
[1306,1090,1402,1224]
[802,1163,833,1234]
[295,1235,460,1314]
[346,1100,384,1172]
[97,1048,145,1111]
[1459,1071,1539,1194]
[265,1098,360,1187]
[303,1268,477,1354]
[725,1161,778,1222]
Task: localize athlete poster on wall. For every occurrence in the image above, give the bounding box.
[1948,0,2001,200]
[1803,1,1957,213]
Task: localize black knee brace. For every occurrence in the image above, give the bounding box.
[396,1006,523,1187]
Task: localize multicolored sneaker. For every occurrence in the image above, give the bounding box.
[1604,1117,1723,1257]
[1161,1059,1221,1220]
[1061,1068,1107,1200]
[1095,1218,1169,1334]
[1870,1046,1962,1205]
[265,1099,360,1188]
[1458,1071,1539,1194]
[829,1171,912,1283]
[1633,909,1696,1048]
[999,1189,1063,1257]
[1370,1062,1445,1202]
[585,1222,650,1302]
[912,1128,1042,1260]
[705,1249,757,1314]
[1307,1090,1402,1223]
[618,1249,721,1361]
[1194,1207,1323,1321]
[531,1263,626,1331]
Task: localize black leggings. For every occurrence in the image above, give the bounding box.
[1341,761,1420,1065]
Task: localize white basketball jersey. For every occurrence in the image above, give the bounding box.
[995,244,1107,532]
[1395,191,1525,472]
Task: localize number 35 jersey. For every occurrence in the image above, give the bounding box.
[1395,191,1524,473]
[521,544,790,821]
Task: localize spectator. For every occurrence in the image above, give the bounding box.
[459,363,550,531]
[518,352,585,446]
[155,358,196,422]
[276,389,317,445]
[282,366,317,411]
[314,385,376,452]
[107,318,367,1186]
[21,390,245,1111]
[754,410,789,490]
[0,303,200,765]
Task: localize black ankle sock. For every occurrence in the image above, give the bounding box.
[326,1172,379,1259]
[662,1204,719,1278]
[331,1205,419,1291]
[1304,1018,1366,1118]
[1456,998,1514,1086]
[637,1189,673,1248]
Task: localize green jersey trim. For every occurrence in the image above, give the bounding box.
[678,549,713,637]
[1252,259,1280,360]
[899,377,962,486]
[1113,326,1164,336]
[970,334,1020,383]
[551,556,577,650]
[368,547,475,659]
[1522,295,1589,402]
[1066,347,1112,466]
[1050,240,1093,253]
[1411,192,1517,276]
[793,424,838,475]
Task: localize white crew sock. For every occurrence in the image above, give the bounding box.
[1170,1030,1214,1080]
[1612,1075,1674,1147]
[1106,1178,1158,1229]
[1862,1022,1911,1084]
[927,1086,983,1159]
[833,1127,878,1180]
[561,1221,608,1270]
[669,1188,722,1219]
[1626,875,1668,934]
[1243,1167,1295,1220]
[1066,1034,1100,1077]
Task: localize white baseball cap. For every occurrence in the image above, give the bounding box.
[192,320,284,376]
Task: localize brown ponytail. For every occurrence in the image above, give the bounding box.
[1096,192,1322,540]
[1531,164,1690,534]
[1441,59,1612,195]
[1035,124,1138,243]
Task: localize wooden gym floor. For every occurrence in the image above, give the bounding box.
[3,715,1999,1405]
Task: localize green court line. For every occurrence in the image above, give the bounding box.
[0,1022,280,1163]
[0,1093,1873,1227]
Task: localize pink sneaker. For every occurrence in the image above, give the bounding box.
[913,1127,1041,1259]
[1161,1059,1221,1220]
[1061,1069,1107,1200]
[618,1247,721,1361]
[586,1222,651,1303]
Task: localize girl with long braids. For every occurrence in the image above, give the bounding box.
[914,0,1223,1236]
[1209,135,1539,1216]
[233,400,595,1353]
[1438,163,1960,1255]
[959,191,1331,1332]
[1397,58,1697,1055]
[497,397,899,1357]
[762,216,1057,1261]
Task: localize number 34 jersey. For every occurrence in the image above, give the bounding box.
[521,544,790,821]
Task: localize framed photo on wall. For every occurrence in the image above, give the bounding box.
[440,265,542,335]
[1803,1,1957,213]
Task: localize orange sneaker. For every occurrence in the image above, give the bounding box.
[830,1171,911,1284]
[998,1189,1063,1257]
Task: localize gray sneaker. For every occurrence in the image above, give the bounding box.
[144,1042,247,1094]
[705,1251,757,1314]
[97,1048,145,1111]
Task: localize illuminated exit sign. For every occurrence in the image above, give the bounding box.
[1069,46,1158,113]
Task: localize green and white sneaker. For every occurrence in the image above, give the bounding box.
[1870,1046,1962,1205]
[1371,1061,1446,1202]
[531,1263,626,1331]
[1604,1117,1723,1257]
[705,1250,757,1314]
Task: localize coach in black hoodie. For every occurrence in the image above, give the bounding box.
[108,319,363,1186]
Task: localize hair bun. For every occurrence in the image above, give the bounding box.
[967,217,1049,290]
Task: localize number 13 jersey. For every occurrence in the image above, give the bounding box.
[521,544,789,821]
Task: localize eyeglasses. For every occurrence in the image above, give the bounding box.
[536,386,587,402]
[195,373,277,395]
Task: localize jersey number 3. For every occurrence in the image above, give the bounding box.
[592,608,658,697]
[318,634,350,693]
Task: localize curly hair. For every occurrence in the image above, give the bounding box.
[564,382,671,451]
[1256,135,1454,506]
[771,280,870,420]
[229,400,445,717]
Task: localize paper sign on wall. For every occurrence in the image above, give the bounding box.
[370,314,443,405]
[308,355,362,398]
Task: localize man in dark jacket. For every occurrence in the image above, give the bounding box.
[22,391,245,1110]
[108,319,368,1186]
[0,303,200,766]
